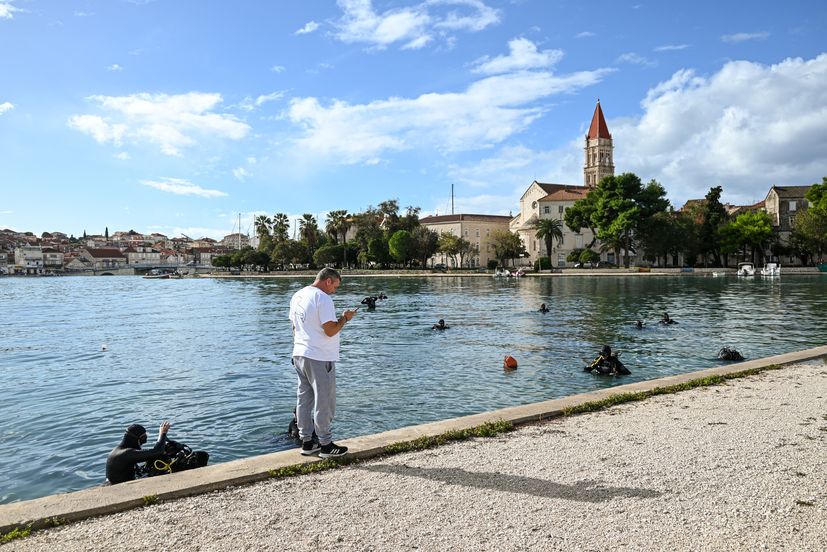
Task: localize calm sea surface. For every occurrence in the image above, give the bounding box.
[1,274,826,503]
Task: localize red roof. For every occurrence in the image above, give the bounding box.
[85,248,125,259]
[587,100,611,139]
[540,188,590,202]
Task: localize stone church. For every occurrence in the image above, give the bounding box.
[510,100,617,267]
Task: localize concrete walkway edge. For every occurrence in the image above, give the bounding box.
[2,345,826,534]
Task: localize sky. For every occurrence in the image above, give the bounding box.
[1,0,826,240]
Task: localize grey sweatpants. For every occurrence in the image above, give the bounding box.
[293,356,336,445]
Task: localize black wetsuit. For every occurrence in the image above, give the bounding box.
[106,434,167,484]
[361,296,377,309]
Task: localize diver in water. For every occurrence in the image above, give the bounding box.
[432,319,450,330]
[361,296,378,310]
[634,319,645,329]
[288,407,318,444]
[106,421,170,484]
[377,292,388,300]
[718,347,745,361]
[539,303,550,313]
[584,345,630,376]
[660,312,677,325]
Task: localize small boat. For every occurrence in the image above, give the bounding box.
[736,262,755,277]
[760,262,780,277]
[493,269,512,278]
[143,268,180,279]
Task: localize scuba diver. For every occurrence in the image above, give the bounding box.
[288,407,318,446]
[660,312,677,325]
[361,296,378,310]
[106,421,170,484]
[634,320,645,329]
[718,347,745,361]
[432,319,450,330]
[539,303,550,313]
[584,345,631,376]
[377,292,388,300]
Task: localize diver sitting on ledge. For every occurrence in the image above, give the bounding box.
[106,421,170,484]
[584,345,631,376]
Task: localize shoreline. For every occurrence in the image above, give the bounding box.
[2,344,826,543]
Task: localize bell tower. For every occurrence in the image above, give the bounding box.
[584,99,614,187]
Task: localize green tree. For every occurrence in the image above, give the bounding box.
[378,199,401,234]
[299,214,320,256]
[579,248,600,265]
[410,226,439,268]
[565,173,669,267]
[388,229,413,266]
[730,211,774,265]
[792,208,827,263]
[698,186,729,266]
[255,215,273,253]
[532,218,564,263]
[805,176,827,211]
[399,206,421,233]
[437,232,462,267]
[489,230,525,267]
[313,244,344,267]
[325,210,350,245]
[368,236,390,267]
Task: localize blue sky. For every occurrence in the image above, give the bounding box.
[1,0,825,239]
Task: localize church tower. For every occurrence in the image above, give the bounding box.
[584,99,614,187]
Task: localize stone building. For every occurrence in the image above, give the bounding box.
[420,214,512,268]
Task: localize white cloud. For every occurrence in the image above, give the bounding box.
[654,44,689,52]
[295,21,320,35]
[271,65,286,73]
[611,54,827,205]
[616,52,655,66]
[333,0,499,50]
[286,60,613,164]
[0,101,13,115]
[721,31,770,43]
[0,1,21,19]
[255,91,284,106]
[114,151,131,160]
[69,92,249,156]
[74,11,94,17]
[106,64,123,71]
[247,156,257,164]
[472,38,563,75]
[233,167,250,180]
[141,177,227,198]
[575,31,595,38]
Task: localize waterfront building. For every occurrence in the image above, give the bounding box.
[14,246,44,274]
[80,248,127,270]
[420,214,512,268]
[63,256,89,271]
[764,186,813,238]
[192,237,218,249]
[221,233,250,250]
[123,246,161,266]
[511,100,614,267]
[41,247,64,270]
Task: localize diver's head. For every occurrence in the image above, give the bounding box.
[124,424,148,448]
[600,345,612,358]
[438,319,445,326]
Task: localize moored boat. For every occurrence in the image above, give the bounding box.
[736,262,755,277]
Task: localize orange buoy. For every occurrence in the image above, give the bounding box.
[503,355,518,371]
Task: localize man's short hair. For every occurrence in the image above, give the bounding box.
[315,267,341,282]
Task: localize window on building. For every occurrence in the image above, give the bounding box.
[543,206,549,214]
[557,253,566,267]
[476,228,480,237]
[558,205,564,214]
[789,201,797,212]
[575,235,583,248]
[486,228,490,237]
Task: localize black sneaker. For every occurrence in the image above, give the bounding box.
[301,440,321,456]
[319,442,348,458]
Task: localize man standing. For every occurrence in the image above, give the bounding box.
[289,268,357,458]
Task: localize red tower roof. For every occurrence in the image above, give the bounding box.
[587,100,611,139]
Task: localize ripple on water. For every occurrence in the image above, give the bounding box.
[1,274,826,502]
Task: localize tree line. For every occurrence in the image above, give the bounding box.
[539,173,827,268]
[211,199,526,271]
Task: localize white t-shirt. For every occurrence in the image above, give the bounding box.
[289,285,339,361]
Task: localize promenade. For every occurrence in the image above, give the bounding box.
[6,361,825,551]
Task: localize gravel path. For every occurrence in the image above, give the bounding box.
[8,362,827,552]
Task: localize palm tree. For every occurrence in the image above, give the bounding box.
[326,210,349,244]
[599,234,625,267]
[533,218,564,262]
[299,213,319,254]
[255,215,272,239]
[272,213,290,243]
